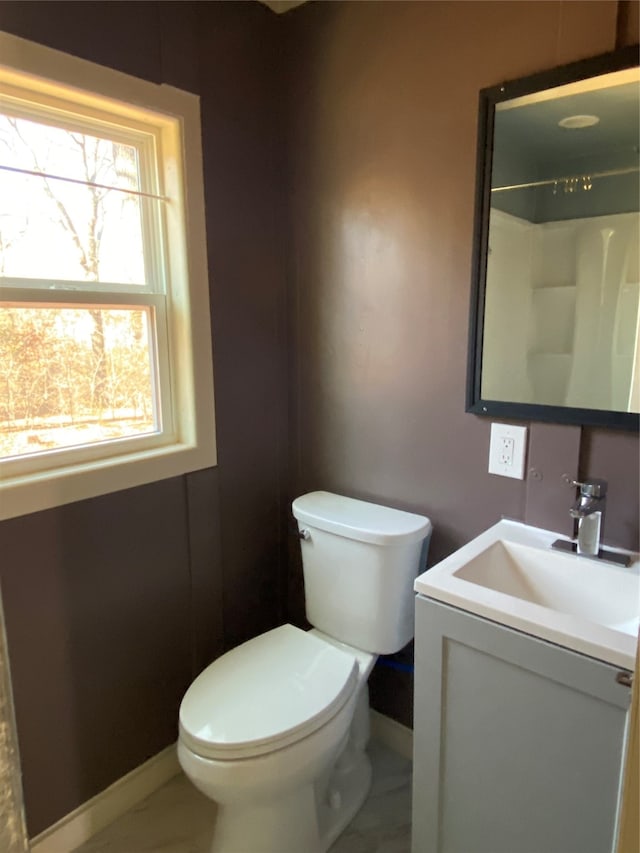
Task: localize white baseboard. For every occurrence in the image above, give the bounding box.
[30,744,180,853]
[29,716,409,853]
[370,709,413,761]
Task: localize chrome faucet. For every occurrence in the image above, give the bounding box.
[552,477,631,566]
[569,478,607,556]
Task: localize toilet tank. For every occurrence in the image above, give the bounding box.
[292,491,432,655]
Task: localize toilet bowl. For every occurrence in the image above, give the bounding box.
[178,624,374,853]
[178,492,432,853]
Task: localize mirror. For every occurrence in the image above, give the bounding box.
[467,46,640,429]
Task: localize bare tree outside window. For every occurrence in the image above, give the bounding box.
[0,114,157,460]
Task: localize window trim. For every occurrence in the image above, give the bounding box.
[0,31,216,520]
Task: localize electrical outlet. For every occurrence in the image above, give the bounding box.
[500,436,515,466]
[488,423,527,479]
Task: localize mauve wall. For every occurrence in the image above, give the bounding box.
[0,0,638,838]
[283,0,639,725]
[0,1,289,836]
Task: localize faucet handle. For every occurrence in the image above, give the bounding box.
[572,478,607,498]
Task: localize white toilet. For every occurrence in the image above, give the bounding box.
[178,491,431,853]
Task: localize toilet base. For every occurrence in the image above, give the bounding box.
[317,749,372,851]
[208,747,372,853]
[210,782,322,853]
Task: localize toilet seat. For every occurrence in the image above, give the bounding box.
[179,624,359,761]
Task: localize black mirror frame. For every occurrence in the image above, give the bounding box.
[466,44,640,431]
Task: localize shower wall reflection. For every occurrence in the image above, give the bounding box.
[0,591,30,853]
[482,208,640,412]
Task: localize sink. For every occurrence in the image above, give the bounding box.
[455,540,639,632]
[415,520,639,669]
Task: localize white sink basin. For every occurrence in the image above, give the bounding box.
[415,520,639,669]
[456,540,639,632]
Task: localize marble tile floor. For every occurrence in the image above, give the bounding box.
[72,740,412,853]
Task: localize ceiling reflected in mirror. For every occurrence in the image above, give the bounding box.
[491,68,639,226]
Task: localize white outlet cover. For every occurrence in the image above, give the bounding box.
[488,423,528,479]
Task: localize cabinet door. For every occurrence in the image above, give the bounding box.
[412,597,632,853]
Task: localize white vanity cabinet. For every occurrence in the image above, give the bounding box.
[412,596,633,853]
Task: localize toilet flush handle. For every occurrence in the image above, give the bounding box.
[298,528,311,541]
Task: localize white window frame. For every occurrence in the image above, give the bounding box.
[0,31,216,520]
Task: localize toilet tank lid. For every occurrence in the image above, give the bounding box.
[292,491,431,546]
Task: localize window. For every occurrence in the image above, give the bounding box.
[0,33,216,520]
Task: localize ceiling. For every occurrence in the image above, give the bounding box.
[258,0,307,13]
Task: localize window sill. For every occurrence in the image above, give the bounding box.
[0,437,217,521]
